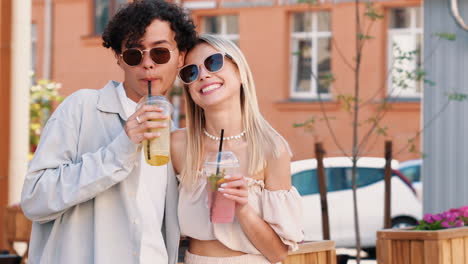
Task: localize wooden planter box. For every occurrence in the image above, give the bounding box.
[284,240,336,264]
[4,206,32,257]
[377,227,468,264]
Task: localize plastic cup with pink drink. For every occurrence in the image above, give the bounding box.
[204,151,239,223]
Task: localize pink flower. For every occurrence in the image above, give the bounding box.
[416,206,468,230]
[442,212,456,222]
[433,214,443,221]
[463,210,468,218]
[442,221,452,228]
[423,214,434,224]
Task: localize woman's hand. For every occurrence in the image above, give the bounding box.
[125,105,169,144]
[218,173,249,211]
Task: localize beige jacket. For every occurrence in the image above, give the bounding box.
[21,81,180,264]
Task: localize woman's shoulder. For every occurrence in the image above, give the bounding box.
[171,128,187,173]
[262,131,293,190]
[268,131,292,159]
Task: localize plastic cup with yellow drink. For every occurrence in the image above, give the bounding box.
[137,95,173,166]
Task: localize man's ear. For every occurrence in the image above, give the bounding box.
[115,53,124,69]
[178,51,186,68]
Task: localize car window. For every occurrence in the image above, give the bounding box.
[400,165,420,183]
[356,168,385,187]
[293,167,387,195]
[329,168,384,191]
[292,169,319,196]
[327,168,349,191]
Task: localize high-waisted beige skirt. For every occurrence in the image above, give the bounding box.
[184,250,279,264]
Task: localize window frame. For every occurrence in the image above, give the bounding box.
[290,12,332,100]
[93,0,128,35]
[387,7,423,98]
[201,15,240,44]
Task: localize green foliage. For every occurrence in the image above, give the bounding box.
[30,79,64,156]
[357,33,374,40]
[291,51,301,56]
[293,115,336,135]
[364,2,384,21]
[424,79,436,86]
[407,138,417,153]
[320,73,336,87]
[364,117,388,136]
[392,44,418,61]
[297,0,318,4]
[390,44,435,93]
[433,33,457,41]
[293,117,316,133]
[446,92,468,102]
[337,94,355,112]
[414,220,443,230]
[376,126,388,136]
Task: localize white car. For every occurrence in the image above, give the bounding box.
[399,159,422,201]
[291,157,422,249]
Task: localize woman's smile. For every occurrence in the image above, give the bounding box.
[201,83,223,95]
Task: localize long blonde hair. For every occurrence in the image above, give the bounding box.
[179,34,290,186]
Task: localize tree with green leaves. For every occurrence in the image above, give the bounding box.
[293,1,465,263]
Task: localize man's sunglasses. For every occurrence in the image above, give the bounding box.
[179,53,231,84]
[120,47,174,66]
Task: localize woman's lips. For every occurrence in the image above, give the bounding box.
[201,83,222,95]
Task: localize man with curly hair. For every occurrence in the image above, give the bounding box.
[20,1,197,263]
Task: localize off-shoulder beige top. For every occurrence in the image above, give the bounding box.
[178,175,304,254]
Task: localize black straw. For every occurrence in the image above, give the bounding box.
[147,81,152,98]
[216,129,225,175]
[147,81,151,160]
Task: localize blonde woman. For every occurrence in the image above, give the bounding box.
[171,34,303,264]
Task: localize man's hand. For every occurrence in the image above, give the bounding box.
[125,104,169,144]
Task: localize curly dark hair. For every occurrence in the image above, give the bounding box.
[102,0,197,54]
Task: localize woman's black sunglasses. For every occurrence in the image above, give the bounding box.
[120,47,174,66]
[179,53,231,84]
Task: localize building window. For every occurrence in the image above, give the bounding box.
[290,12,331,99]
[202,15,239,46]
[94,0,127,35]
[387,7,423,98]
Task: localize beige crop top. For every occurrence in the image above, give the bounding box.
[177,175,304,254]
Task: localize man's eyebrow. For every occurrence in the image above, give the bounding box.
[151,40,171,46]
[130,40,171,49]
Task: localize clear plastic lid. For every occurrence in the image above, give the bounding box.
[204,151,239,167]
[137,95,174,115]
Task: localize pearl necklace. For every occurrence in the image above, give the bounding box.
[204,129,246,141]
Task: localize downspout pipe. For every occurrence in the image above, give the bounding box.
[9,0,31,205]
[43,0,52,79]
